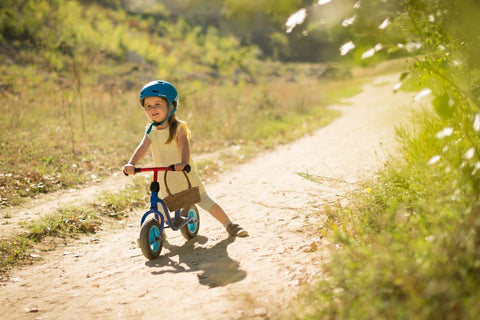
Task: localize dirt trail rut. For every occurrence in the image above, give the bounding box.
[0,74,414,319]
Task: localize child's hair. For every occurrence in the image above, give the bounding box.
[166,111,181,144]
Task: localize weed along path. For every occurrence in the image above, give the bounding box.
[0,74,414,319]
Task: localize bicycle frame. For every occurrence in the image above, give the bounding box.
[136,166,198,231]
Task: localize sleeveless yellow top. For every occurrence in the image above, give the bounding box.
[146,122,206,199]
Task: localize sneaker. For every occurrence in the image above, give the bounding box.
[226,223,249,237]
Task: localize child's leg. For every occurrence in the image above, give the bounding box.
[208,204,248,237]
[198,194,248,237]
[208,203,231,226]
[197,193,229,225]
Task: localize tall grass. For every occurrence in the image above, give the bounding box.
[0,61,354,206]
[0,63,144,204]
[291,105,480,319]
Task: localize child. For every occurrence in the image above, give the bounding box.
[123,80,248,237]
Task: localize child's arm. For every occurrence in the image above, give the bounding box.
[174,125,190,172]
[124,135,151,175]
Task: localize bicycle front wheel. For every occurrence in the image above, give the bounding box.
[139,218,163,260]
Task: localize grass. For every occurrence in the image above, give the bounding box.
[0,178,146,274]
[0,206,99,273]
[289,103,480,319]
[95,176,147,216]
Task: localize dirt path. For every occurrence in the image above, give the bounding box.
[0,74,414,319]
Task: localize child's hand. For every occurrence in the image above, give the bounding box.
[174,163,188,172]
[123,163,135,175]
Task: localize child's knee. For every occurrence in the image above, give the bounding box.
[197,193,215,212]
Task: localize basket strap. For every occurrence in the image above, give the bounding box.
[164,167,193,196]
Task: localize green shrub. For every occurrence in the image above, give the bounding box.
[294,107,480,319]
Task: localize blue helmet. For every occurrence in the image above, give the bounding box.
[140,80,179,131]
[139,80,178,108]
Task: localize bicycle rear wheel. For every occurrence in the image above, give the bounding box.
[180,205,200,240]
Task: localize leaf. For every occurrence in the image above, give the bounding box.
[432,93,453,120]
[399,71,409,81]
[387,46,400,54]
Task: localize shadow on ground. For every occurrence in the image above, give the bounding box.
[145,236,247,288]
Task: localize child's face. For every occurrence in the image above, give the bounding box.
[144,96,169,123]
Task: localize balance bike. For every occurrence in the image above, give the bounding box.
[127,165,200,260]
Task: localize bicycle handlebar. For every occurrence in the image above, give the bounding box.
[124,164,191,176]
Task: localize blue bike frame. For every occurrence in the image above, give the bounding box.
[136,166,198,231]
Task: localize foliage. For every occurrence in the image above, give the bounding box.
[293,107,480,319]
[123,0,344,62]
[329,0,480,213]
[290,1,480,319]
[0,0,61,44]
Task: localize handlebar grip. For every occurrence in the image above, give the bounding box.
[124,164,191,175]
[168,164,191,173]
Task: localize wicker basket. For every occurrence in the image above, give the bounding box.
[163,169,200,212]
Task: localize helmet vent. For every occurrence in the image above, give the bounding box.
[152,90,158,93]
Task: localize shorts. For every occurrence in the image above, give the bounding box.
[197,192,216,212]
